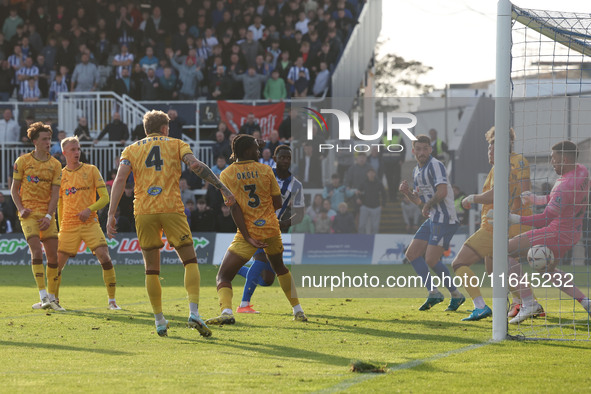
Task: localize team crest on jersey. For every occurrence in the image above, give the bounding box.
[26,175,40,183]
[147,186,162,196]
[254,219,266,226]
[65,187,78,195]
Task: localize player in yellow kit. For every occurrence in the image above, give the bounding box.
[107,109,236,337]
[451,127,536,321]
[11,122,62,310]
[206,134,307,325]
[45,136,120,311]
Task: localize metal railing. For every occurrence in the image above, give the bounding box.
[58,92,149,135]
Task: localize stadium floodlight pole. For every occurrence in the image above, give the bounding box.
[492,0,512,342]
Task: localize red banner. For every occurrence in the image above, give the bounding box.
[217,101,285,140]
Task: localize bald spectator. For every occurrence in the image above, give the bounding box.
[167,109,184,139]
[240,30,264,68]
[265,130,283,155]
[212,131,231,161]
[74,117,92,142]
[239,113,261,135]
[94,112,129,146]
[0,109,19,143]
[71,53,99,92]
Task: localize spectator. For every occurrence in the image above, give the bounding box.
[212,131,232,161]
[144,6,168,55]
[289,213,315,233]
[0,108,19,143]
[293,69,309,97]
[367,146,384,180]
[16,56,39,98]
[215,204,237,233]
[322,173,355,210]
[429,128,449,162]
[50,131,67,155]
[248,15,266,41]
[22,78,41,102]
[0,192,17,226]
[332,202,355,233]
[140,68,160,100]
[0,210,13,234]
[2,8,23,41]
[190,198,216,232]
[40,37,58,71]
[35,54,51,97]
[240,30,264,68]
[181,166,204,191]
[295,11,310,35]
[130,63,145,99]
[357,168,387,234]
[74,117,92,142]
[94,30,111,66]
[159,67,178,100]
[344,153,372,191]
[299,142,323,188]
[312,61,330,96]
[266,40,282,68]
[208,65,232,100]
[382,130,406,201]
[0,60,12,101]
[113,44,134,79]
[314,208,332,234]
[113,67,135,97]
[179,178,194,204]
[139,46,159,73]
[231,67,268,100]
[239,113,261,135]
[264,69,287,100]
[71,53,99,92]
[266,130,283,155]
[275,51,292,81]
[56,37,76,73]
[93,112,129,146]
[323,199,337,220]
[306,193,324,222]
[287,57,310,96]
[259,148,275,167]
[19,114,35,145]
[205,181,224,212]
[169,50,204,100]
[211,156,228,176]
[131,123,145,142]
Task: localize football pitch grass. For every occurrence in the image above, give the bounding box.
[1,264,590,392]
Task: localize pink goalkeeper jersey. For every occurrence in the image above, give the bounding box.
[522,164,589,234]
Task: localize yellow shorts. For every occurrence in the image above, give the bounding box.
[20,212,58,241]
[465,224,532,259]
[58,221,107,257]
[228,234,284,260]
[135,213,192,250]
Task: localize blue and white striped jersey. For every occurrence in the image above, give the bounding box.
[274,168,304,220]
[412,156,458,224]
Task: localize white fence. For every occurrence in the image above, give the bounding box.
[58,92,148,135]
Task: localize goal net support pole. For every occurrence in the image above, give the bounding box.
[493,0,513,341]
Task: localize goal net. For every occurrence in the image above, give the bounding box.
[496,2,591,340]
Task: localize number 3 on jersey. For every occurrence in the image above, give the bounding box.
[244,184,260,208]
[145,146,163,171]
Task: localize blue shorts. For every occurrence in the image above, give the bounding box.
[414,219,459,249]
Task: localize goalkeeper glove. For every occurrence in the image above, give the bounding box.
[486,209,521,225]
[520,191,548,206]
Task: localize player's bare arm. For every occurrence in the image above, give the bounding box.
[182,153,236,206]
[423,183,447,216]
[272,194,282,211]
[106,161,132,238]
[10,179,31,218]
[38,184,59,231]
[230,202,268,249]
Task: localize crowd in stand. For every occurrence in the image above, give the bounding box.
[0,0,365,102]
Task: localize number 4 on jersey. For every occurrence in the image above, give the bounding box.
[145,146,163,171]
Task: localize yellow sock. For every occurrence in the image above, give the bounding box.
[55,271,62,299]
[183,260,200,305]
[46,263,59,296]
[31,259,45,291]
[217,286,233,312]
[454,266,482,300]
[277,272,300,307]
[145,273,162,315]
[102,268,117,299]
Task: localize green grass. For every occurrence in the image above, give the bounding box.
[1,265,590,392]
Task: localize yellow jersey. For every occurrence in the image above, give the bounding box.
[120,133,193,216]
[481,153,532,231]
[59,163,106,230]
[12,151,62,215]
[220,160,281,239]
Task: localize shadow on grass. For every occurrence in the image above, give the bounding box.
[0,340,132,355]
